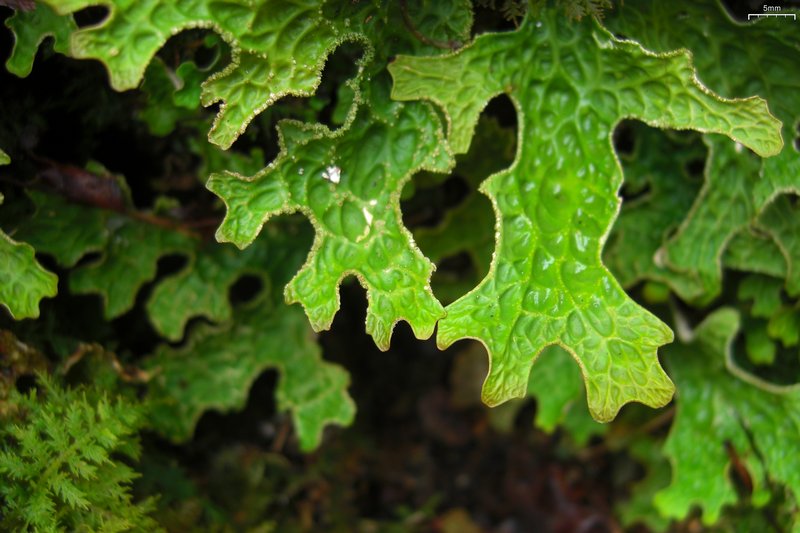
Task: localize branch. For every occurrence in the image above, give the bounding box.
[399,0,462,50]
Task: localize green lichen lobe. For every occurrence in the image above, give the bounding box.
[390,9,782,421]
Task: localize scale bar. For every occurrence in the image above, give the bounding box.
[747,13,797,19]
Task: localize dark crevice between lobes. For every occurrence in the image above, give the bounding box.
[731,308,800,387]
[612,120,635,157]
[156,253,190,278]
[485,92,519,131]
[157,28,231,73]
[191,370,279,447]
[402,93,517,303]
[229,274,265,306]
[73,6,110,28]
[684,157,706,181]
[224,40,366,161]
[471,1,526,36]
[619,182,652,203]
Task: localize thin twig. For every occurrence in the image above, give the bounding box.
[60,343,153,383]
[271,419,291,452]
[399,0,462,50]
[126,210,209,239]
[0,171,218,240]
[635,405,676,436]
[577,406,676,460]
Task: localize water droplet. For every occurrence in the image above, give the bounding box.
[322,165,341,184]
[573,232,589,252]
